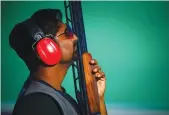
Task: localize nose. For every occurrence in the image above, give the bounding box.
[72,34,78,43]
[72,34,78,48]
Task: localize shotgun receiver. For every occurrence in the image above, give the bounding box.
[64,1,101,115]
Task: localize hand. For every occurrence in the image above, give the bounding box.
[90,59,106,99]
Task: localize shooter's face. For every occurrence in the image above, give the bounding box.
[55,23,78,64]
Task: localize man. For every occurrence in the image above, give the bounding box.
[10,9,107,115]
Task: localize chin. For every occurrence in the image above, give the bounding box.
[72,52,78,61]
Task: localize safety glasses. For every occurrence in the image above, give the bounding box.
[56,23,74,39]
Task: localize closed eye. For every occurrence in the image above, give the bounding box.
[64,28,73,38]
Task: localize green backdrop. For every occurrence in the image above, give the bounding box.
[2,1,169,110]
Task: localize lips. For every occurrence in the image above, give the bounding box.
[74,47,77,52]
[74,46,78,55]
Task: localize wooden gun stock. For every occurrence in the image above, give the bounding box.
[82,52,100,114]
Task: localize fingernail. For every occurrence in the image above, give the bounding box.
[98,74,101,77]
[91,60,94,63]
[94,68,97,72]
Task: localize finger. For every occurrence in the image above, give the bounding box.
[89,59,98,65]
[95,72,105,78]
[95,72,105,81]
[92,65,101,73]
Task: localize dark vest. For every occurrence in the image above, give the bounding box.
[22,81,79,115]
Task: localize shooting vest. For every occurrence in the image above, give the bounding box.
[22,81,78,115]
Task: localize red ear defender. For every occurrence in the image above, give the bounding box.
[23,19,62,65]
[36,38,62,65]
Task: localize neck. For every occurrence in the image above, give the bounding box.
[30,63,71,91]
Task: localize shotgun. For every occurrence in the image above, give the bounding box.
[64,1,105,115]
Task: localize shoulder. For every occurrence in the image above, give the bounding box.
[12,92,63,115]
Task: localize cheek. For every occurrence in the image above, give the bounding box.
[59,40,74,60]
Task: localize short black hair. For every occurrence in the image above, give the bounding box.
[9,9,62,71]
